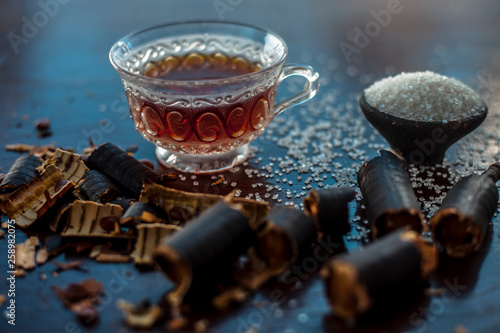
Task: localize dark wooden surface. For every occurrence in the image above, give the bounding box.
[1,1,500,332]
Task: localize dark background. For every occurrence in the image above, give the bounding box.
[1,1,500,332]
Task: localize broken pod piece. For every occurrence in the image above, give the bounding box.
[258,208,317,274]
[0,164,74,228]
[131,224,180,266]
[357,150,424,238]
[52,278,103,326]
[303,187,356,239]
[0,154,42,194]
[153,198,257,305]
[322,230,437,319]
[120,202,169,226]
[117,299,163,330]
[40,148,89,185]
[15,237,40,270]
[78,170,120,203]
[108,197,136,210]
[140,183,269,228]
[86,143,160,195]
[57,200,129,238]
[430,162,500,258]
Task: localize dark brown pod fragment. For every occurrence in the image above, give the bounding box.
[108,198,135,210]
[131,224,180,266]
[86,143,160,195]
[322,230,437,319]
[357,150,424,238]
[140,183,268,228]
[120,202,169,226]
[0,155,42,194]
[40,148,88,184]
[430,162,500,258]
[303,187,356,239]
[258,208,317,274]
[34,118,52,138]
[52,278,103,326]
[1,165,74,228]
[78,170,120,203]
[153,199,256,304]
[58,200,127,238]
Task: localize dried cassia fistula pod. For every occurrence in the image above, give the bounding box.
[87,143,160,195]
[131,224,180,266]
[153,199,256,305]
[303,187,355,239]
[40,148,89,185]
[57,200,127,238]
[78,170,120,203]
[108,198,135,210]
[430,162,500,258]
[0,154,42,194]
[140,183,268,228]
[258,208,317,274]
[0,164,74,228]
[322,230,437,319]
[121,202,169,226]
[357,151,424,238]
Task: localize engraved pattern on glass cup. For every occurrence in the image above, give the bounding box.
[125,84,275,155]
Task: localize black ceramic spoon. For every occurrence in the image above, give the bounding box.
[359,93,487,165]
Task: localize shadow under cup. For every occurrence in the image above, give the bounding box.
[110,21,319,174]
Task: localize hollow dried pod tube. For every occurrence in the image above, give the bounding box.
[78,170,120,203]
[430,162,500,258]
[0,155,42,194]
[303,187,356,239]
[86,143,160,196]
[120,202,169,226]
[322,230,437,319]
[357,150,424,238]
[153,198,256,306]
[258,208,317,274]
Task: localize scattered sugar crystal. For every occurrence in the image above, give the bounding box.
[297,313,309,324]
[274,308,284,319]
[364,71,483,121]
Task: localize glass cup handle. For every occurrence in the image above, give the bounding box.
[273,64,320,117]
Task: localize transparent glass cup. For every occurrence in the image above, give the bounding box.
[110,21,319,173]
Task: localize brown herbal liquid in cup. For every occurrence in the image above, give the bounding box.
[130,53,274,155]
[143,53,263,80]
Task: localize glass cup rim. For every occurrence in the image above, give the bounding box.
[109,20,288,86]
